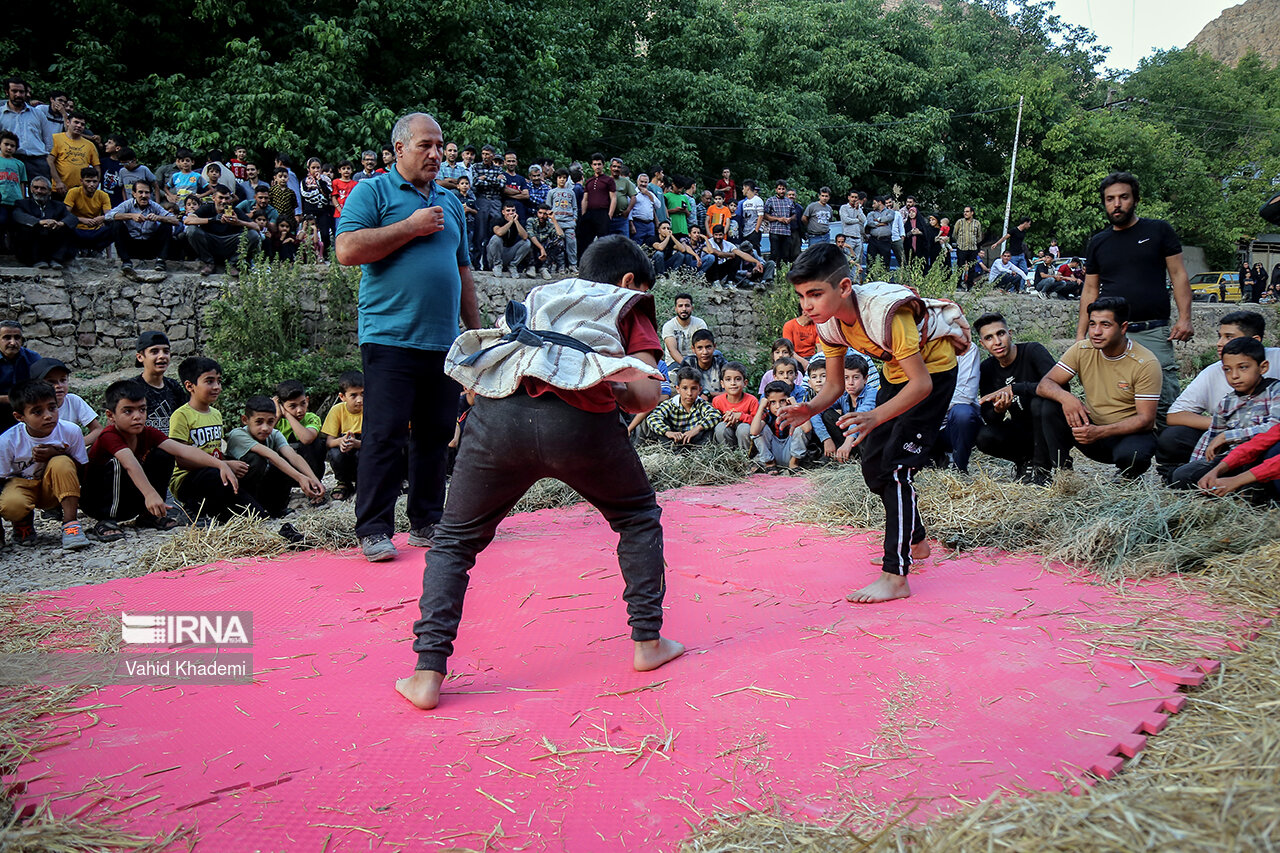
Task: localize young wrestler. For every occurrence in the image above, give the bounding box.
[646,367,720,447]
[780,242,965,603]
[321,371,364,501]
[397,236,683,711]
[711,361,758,451]
[751,380,809,473]
[30,357,103,447]
[0,380,90,548]
[224,395,325,518]
[1171,337,1280,488]
[83,379,231,541]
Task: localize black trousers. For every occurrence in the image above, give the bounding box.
[1155,424,1203,483]
[237,452,294,518]
[290,439,326,481]
[974,397,1055,470]
[1041,404,1156,477]
[176,466,266,521]
[866,235,893,270]
[327,443,359,486]
[82,449,175,521]
[114,224,172,262]
[411,392,665,675]
[577,209,611,255]
[860,367,956,575]
[15,225,73,265]
[356,343,458,538]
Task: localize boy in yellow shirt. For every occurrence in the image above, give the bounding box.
[780,243,963,604]
[321,371,364,500]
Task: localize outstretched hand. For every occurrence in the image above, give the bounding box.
[776,402,811,431]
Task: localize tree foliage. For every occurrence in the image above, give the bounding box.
[7,0,1279,265]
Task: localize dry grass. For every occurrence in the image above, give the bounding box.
[682,467,1280,852]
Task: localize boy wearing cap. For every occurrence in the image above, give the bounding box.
[30,356,103,447]
[134,331,185,433]
[1,320,41,435]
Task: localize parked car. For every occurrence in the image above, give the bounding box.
[1188,272,1242,303]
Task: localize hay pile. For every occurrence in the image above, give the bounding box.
[682,467,1280,852]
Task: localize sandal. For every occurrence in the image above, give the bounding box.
[136,513,180,531]
[93,520,126,542]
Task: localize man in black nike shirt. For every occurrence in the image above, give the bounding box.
[972,313,1059,483]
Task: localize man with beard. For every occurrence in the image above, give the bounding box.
[1080,172,1192,427]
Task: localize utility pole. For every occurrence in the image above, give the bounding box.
[1000,95,1024,257]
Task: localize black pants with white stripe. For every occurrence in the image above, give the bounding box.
[83,449,175,521]
[859,367,957,575]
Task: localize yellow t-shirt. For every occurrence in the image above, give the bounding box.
[51,133,99,190]
[819,307,957,384]
[321,402,363,437]
[64,186,111,229]
[168,403,224,493]
[1055,339,1162,426]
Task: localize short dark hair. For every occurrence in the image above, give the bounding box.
[771,338,795,354]
[590,152,604,163]
[276,379,306,401]
[1086,296,1130,325]
[762,380,791,397]
[178,356,221,386]
[743,179,756,191]
[176,148,194,160]
[1222,336,1267,365]
[674,367,702,386]
[212,184,231,196]
[578,235,655,289]
[104,379,149,412]
[244,395,277,417]
[79,166,98,180]
[118,146,135,161]
[1016,216,1031,226]
[691,329,715,346]
[338,370,364,392]
[807,358,826,375]
[0,130,18,146]
[787,242,851,286]
[501,199,517,210]
[974,312,1007,336]
[819,186,831,195]
[206,162,223,175]
[773,356,799,372]
[844,352,869,376]
[723,361,748,379]
[1219,310,1266,339]
[11,380,56,414]
[1099,172,1140,204]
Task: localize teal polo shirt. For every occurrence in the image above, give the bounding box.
[336,165,471,352]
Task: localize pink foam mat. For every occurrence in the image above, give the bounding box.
[9,476,1259,851]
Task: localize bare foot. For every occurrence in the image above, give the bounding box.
[395,670,445,710]
[634,637,685,672]
[870,541,931,566]
[846,572,912,604]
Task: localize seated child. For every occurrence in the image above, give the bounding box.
[168,356,263,521]
[626,359,673,442]
[135,331,186,433]
[0,380,90,549]
[767,356,809,404]
[811,353,878,463]
[645,367,719,448]
[757,338,809,393]
[82,379,235,540]
[1195,419,1280,501]
[680,329,728,399]
[322,370,364,500]
[31,357,103,447]
[751,379,810,473]
[711,361,758,451]
[1172,337,1280,488]
[275,379,325,486]
[224,395,325,517]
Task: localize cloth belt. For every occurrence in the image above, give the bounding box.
[1127,319,1169,333]
[457,300,596,367]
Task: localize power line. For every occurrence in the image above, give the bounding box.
[598,103,1020,133]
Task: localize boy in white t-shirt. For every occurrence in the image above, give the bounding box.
[31,357,103,447]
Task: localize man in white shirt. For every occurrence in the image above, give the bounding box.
[629,173,658,244]
[661,293,708,365]
[989,250,1032,293]
[839,190,866,269]
[931,343,982,473]
[740,180,764,253]
[1155,310,1280,481]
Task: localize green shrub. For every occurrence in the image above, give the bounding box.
[215,350,364,421]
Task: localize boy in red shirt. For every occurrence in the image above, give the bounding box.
[331,161,358,219]
[711,361,758,450]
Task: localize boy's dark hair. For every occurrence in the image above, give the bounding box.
[554,167,569,180]
[274,166,289,177]
[79,166,98,181]
[206,148,225,163]
[762,380,791,397]
[0,130,19,146]
[691,329,715,346]
[771,337,795,354]
[742,179,756,191]
[807,358,826,375]
[176,148,194,160]
[723,360,748,378]
[178,356,221,386]
[788,242,851,286]
[844,352,869,376]
[275,379,307,401]
[590,152,605,163]
[64,111,86,124]
[501,199,517,210]
[1220,310,1266,339]
[118,146,135,161]
[674,367,702,386]
[206,162,222,175]
[244,395,277,417]
[973,312,1007,336]
[773,356,798,371]
[104,379,149,412]
[1222,336,1267,365]
[11,380,56,413]
[1099,171,1140,204]
[1086,297,1129,325]
[338,370,365,392]
[578,235,655,289]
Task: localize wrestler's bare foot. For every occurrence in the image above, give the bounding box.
[870,541,931,566]
[634,637,685,672]
[395,670,445,710]
[846,572,912,604]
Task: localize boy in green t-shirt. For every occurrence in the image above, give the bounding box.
[274,379,325,488]
[664,176,693,236]
[0,130,28,253]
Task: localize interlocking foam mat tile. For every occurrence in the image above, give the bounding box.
[9,476,1254,851]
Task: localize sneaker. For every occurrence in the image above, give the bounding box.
[1031,288,1046,299]
[200,264,215,276]
[279,523,305,545]
[33,261,50,270]
[540,269,551,280]
[12,514,36,546]
[407,524,436,547]
[360,534,398,562]
[121,260,135,273]
[49,261,63,270]
[62,519,91,551]
[523,268,537,278]
[153,260,167,272]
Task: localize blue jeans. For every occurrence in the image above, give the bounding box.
[609,215,630,235]
[698,254,715,274]
[631,219,655,245]
[1011,253,1027,272]
[807,232,830,244]
[939,403,982,473]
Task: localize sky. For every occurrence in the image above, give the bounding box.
[1046,0,1242,72]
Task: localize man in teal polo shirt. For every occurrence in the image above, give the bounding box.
[336,112,481,562]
